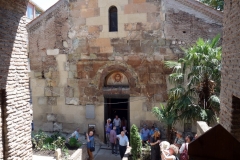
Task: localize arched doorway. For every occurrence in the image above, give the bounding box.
[103,71,130,142]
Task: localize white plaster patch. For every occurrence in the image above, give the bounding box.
[47,49,59,55]
[66,97,79,105]
[98,69,103,73]
[68,30,76,39]
[63,41,68,48]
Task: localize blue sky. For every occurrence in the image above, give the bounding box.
[32,0,59,11]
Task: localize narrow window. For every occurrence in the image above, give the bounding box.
[109,6,118,32]
[27,3,34,19]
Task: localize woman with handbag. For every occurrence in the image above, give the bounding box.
[86,131,95,160]
[179,135,193,160]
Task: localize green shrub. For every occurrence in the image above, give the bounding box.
[51,132,62,140]
[52,136,66,150]
[44,137,54,144]
[32,130,67,151]
[32,130,49,150]
[130,124,142,160]
[68,137,81,148]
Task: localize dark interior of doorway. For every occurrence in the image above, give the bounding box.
[104,97,129,142]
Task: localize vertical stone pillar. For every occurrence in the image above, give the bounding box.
[0,0,32,159]
[220,0,240,141]
[0,90,3,159]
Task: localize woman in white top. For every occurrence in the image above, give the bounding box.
[179,135,193,154]
[161,144,179,160]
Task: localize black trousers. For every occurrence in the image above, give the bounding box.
[111,143,118,153]
[119,145,127,159]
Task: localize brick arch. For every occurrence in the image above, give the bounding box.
[98,64,138,89]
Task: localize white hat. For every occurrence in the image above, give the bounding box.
[160,141,170,150]
[107,118,111,121]
[169,144,179,155]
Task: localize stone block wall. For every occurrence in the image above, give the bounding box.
[0,0,32,159]
[27,0,222,138]
[220,1,240,141]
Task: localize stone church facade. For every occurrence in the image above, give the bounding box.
[27,0,222,139]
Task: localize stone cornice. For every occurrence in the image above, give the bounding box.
[26,0,66,31]
[175,0,223,23]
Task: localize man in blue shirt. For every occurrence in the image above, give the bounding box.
[149,126,155,136]
[117,131,129,159]
[141,125,150,145]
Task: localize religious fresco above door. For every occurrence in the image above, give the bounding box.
[105,72,129,86]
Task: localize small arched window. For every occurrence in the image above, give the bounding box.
[109,6,118,32]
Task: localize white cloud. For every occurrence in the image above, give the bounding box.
[31,0,59,11]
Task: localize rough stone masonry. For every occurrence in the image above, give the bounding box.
[27,0,222,139]
[0,0,32,159]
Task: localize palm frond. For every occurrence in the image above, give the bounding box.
[165,61,182,73]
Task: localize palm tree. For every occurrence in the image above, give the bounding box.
[165,34,221,125]
[152,104,178,143]
[199,0,224,11]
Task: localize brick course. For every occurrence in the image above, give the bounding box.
[0,0,32,159]
[220,1,240,141]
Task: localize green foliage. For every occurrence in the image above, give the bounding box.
[141,145,151,160]
[130,124,142,160]
[32,130,49,150]
[32,130,67,152]
[152,104,178,126]
[52,136,66,150]
[68,137,81,148]
[199,0,224,11]
[164,34,222,125]
[152,104,178,142]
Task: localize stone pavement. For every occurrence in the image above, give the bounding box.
[94,144,121,160]
[32,134,129,160]
[33,155,55,160]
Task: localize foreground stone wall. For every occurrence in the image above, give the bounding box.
[0,0,32,159]
[220,1,240,141]
[27,0,222,139]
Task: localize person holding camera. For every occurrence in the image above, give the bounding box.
[174,131,184,148]
[86,131,94,160]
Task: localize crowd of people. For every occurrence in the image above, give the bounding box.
[105,115,129,159]
[139,124,198,160]
[68,118,198,160]
[160,131,196,160]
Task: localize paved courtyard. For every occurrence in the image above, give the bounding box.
[33,143,130,160]
[94,145,121,160]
